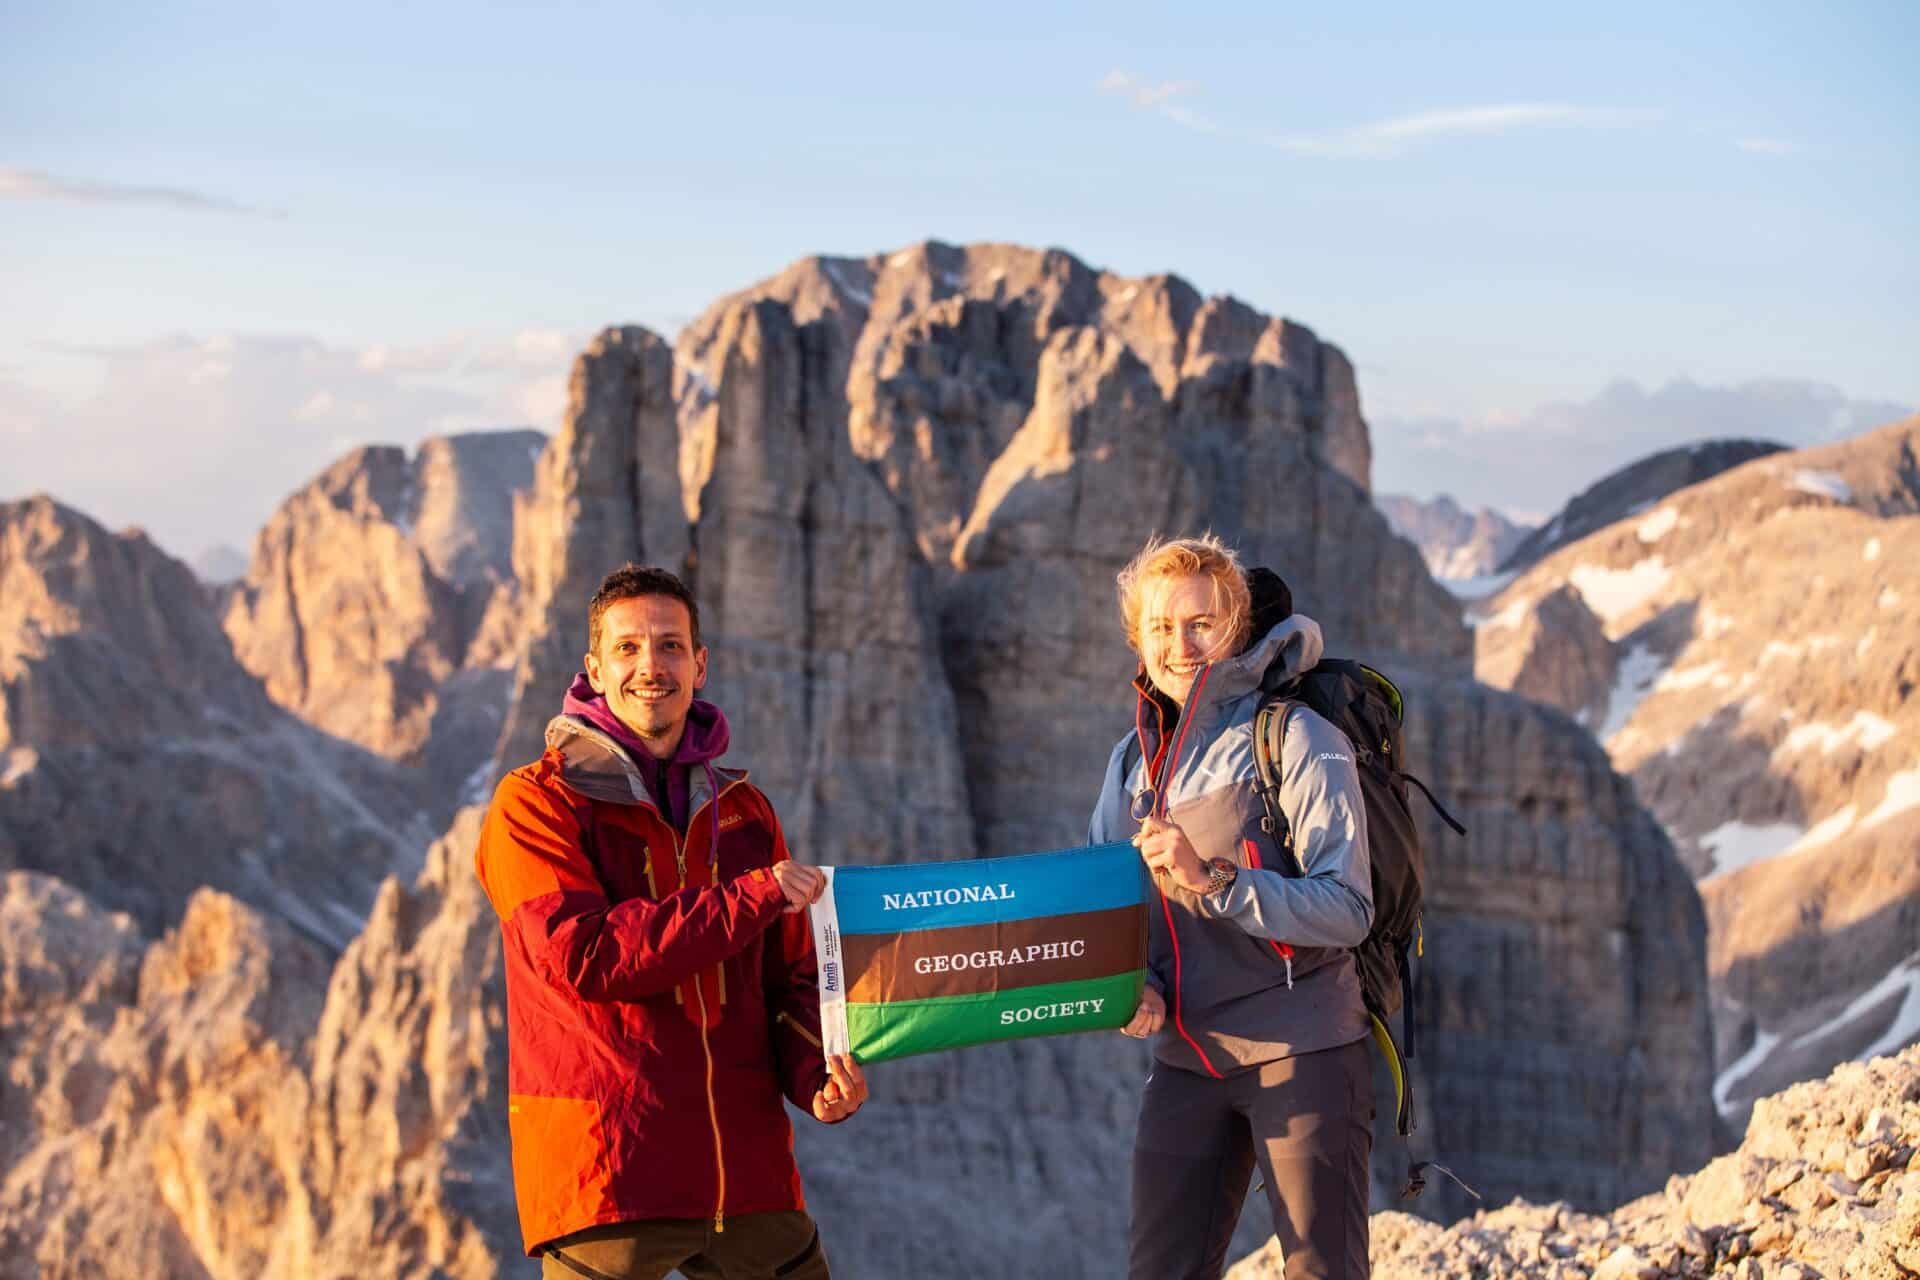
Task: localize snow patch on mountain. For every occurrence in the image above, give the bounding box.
[1712,1024,1782,1119]
[1567,558,1669,631]
[1701,819,1805,880]
[1862,767,1920,830]
[1600,643,1666,743]
[1655,661,1726,692]
[1787,468,1853,502]
[1635,506,1680,543]
[1774,712,1900,757]
[1781,804,1860,857]
[1792,951,1920,1063]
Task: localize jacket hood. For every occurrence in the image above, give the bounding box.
[548,676,739,809]
[562,672,731,765]
[1141,614,1324,721]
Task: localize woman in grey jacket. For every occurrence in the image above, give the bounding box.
[1089,534,1375,1280]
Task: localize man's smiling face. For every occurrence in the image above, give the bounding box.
[584,595,709,758]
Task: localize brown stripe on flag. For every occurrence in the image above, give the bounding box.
[843,905,1146,1004]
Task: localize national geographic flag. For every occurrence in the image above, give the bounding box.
[806,843,1149,1063]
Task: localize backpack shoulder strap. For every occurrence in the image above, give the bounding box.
[1251,697,1304,877]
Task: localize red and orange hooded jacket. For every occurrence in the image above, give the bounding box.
[474,685,830,1255]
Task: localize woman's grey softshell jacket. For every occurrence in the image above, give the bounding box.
[1088,614,1374,1077]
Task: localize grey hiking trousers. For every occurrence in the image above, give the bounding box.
[1129,1037,1373,1280]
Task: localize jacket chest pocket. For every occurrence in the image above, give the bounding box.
[1166,782,1283,871]
[584,812,676,903]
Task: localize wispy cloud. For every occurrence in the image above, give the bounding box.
[1266,104,1663,157]
[1098,70,1220,134]
[0,167,282,217]
[1098,76,1659,156]
[1735,136,1800,156]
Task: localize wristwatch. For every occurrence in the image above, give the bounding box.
[1205,857,1239,895]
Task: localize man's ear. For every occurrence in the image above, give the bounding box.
[584,651,605,694]
[693,646,709,691]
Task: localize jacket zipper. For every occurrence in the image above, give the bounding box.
[674,781,742,1235]
[1144,666,1221,1078]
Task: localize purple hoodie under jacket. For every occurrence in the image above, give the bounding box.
[562,672,730,833]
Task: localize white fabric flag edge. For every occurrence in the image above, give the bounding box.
[806,867,850,1058]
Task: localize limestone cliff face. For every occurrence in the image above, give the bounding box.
[499,241,1457,864]
[1475,583,1617,728]
[1475,417,1920,1131]
[1396,672,1713,1218]
[0,496,428,946]
[222,430,541,801]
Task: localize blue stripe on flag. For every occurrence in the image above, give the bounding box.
[831,842,1148,934]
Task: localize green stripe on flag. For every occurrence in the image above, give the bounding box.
[847,970,1145,1064]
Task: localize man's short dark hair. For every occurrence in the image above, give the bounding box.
[588,564,702,653]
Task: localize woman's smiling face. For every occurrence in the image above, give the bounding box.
[1141,572,1237,705]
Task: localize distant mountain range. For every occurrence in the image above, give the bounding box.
[1376,492,1533,581]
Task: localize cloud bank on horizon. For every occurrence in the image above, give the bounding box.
[3,323,1907,569]
[1371,377,1912,519]
[0,330,577,560]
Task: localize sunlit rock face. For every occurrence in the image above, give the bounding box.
[222,429,542,802]
[0,495,428,947]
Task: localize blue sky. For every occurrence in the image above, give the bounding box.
[4,1,1916,554]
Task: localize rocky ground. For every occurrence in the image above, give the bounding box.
[1231,1044,1920,1280]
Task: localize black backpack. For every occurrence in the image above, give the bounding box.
[1249,657,1469,1198]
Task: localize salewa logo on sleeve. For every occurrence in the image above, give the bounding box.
[1313,752,1353,764]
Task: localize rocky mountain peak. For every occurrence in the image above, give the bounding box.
[1,493,272,751]
[1378,492,1534,581]
[221,427,541,792]
[1498,438,1788,574]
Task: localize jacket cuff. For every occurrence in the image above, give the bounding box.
[737,866,791,918]
[1199,874,1256,919]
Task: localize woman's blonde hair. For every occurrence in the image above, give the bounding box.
[1116,533,1252,657]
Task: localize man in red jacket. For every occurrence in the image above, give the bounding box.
[476,563,867,1280]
